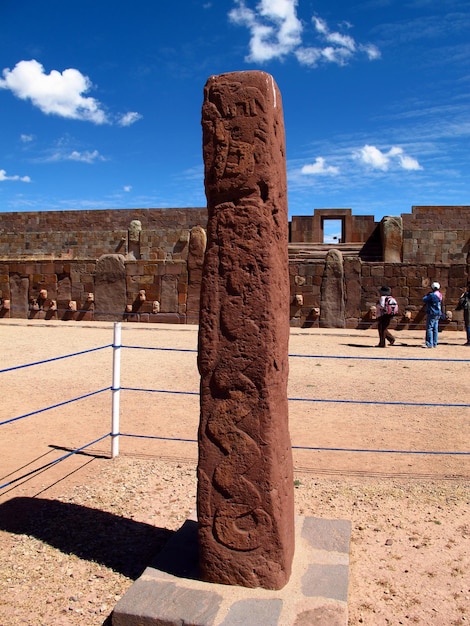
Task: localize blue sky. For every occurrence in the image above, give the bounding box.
[0,0,468,221]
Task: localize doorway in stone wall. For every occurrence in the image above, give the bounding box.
[322,218,344,244]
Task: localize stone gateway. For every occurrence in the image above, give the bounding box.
[197,71,295,590]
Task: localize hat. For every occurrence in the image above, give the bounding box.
[379,286,391,295]
[431,282,440,291]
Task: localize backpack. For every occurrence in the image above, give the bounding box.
[384,296,399,316]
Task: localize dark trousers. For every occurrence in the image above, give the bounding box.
[377,314,394,347]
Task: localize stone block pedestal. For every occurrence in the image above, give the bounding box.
[112,514,351,626]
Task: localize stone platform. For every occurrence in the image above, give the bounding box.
[112,514,351,626]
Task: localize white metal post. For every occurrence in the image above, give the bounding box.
[111,322,122,458]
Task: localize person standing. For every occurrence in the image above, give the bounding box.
[423,282,442,348]
[376,286,396,347]
[456,282,470,345]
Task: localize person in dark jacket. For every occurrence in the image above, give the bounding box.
[423,282,442,348]
[376,286,396,348]
[456,282,470,345]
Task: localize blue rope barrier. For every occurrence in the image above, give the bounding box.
[120,345,469,363]
[0,387,111,427]
[0,344,112,374]
[121,386,198,396]
[2,328,468,477]
[122,345,197,353]
[0,433,111,491]
[112,433,470,456]
[292,445,470,455]
[119,387,469,408]
[120,433,197,443]
[289,353,470,363]
[289,397,470,408]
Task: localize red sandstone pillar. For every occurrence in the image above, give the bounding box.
[197,71,295,590]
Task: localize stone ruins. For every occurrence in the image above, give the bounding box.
[1,205,468,330]
[197,71,294,590]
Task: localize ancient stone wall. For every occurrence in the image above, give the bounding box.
[0,205,468,328]
[0,208,207,261]
[0,258,190,323]
[289,258,468,331]
[402,206,470,264]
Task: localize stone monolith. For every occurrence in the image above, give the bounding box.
[320,249,345,328]
[381,216,403,263]
[94,254,126,321]
[197,71,295,590]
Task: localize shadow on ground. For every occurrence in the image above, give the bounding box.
[0,497,173,580]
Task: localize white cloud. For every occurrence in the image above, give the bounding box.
[396,152,422,170]
[123,185,132,192]
[301,157,339,175]
[357,144,389,170]
[0,168,31,182]
[0,59,141,126]
[229,0,303,62]
[20,133,34,142]
[0,59,108,124]
[118,111,143,127]
[45,148,106,164]
[229,1,381,66]
[67,150,106,163]
[294,47,322,66]
[355,144,423,171]
[360,43,381,60]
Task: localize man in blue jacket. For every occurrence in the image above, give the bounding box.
[423,282,442,348]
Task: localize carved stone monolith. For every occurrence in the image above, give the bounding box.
[381,216,403,263]
[94,254,126,321]
[197,71,294,590]
[320,249,345,328]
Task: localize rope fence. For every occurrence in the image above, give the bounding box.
[1,322,469,492]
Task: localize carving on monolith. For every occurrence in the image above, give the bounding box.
[197,71,294,590]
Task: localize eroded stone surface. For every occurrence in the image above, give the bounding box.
[320,249,345,328]
[197,70,295,590]
[381,216,403,263]
[187,226,207,324]
[94,254,126,321]
[10,274,29,319]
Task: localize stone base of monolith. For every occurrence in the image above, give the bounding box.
[111,514,351,626]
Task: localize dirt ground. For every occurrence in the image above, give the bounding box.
[0,319,469,625]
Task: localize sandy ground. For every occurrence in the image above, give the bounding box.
[0,319,469,625]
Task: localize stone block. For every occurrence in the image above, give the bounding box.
[112,515,351,626]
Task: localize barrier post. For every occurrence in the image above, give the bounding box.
[111,322,121,458]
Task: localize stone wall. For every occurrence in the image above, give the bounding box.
[0,258,191,323]
[402,206,470,264]
[289,258,468,331]
[290,208,377,245]
[0,206,469,329]
[0,208,208,261]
